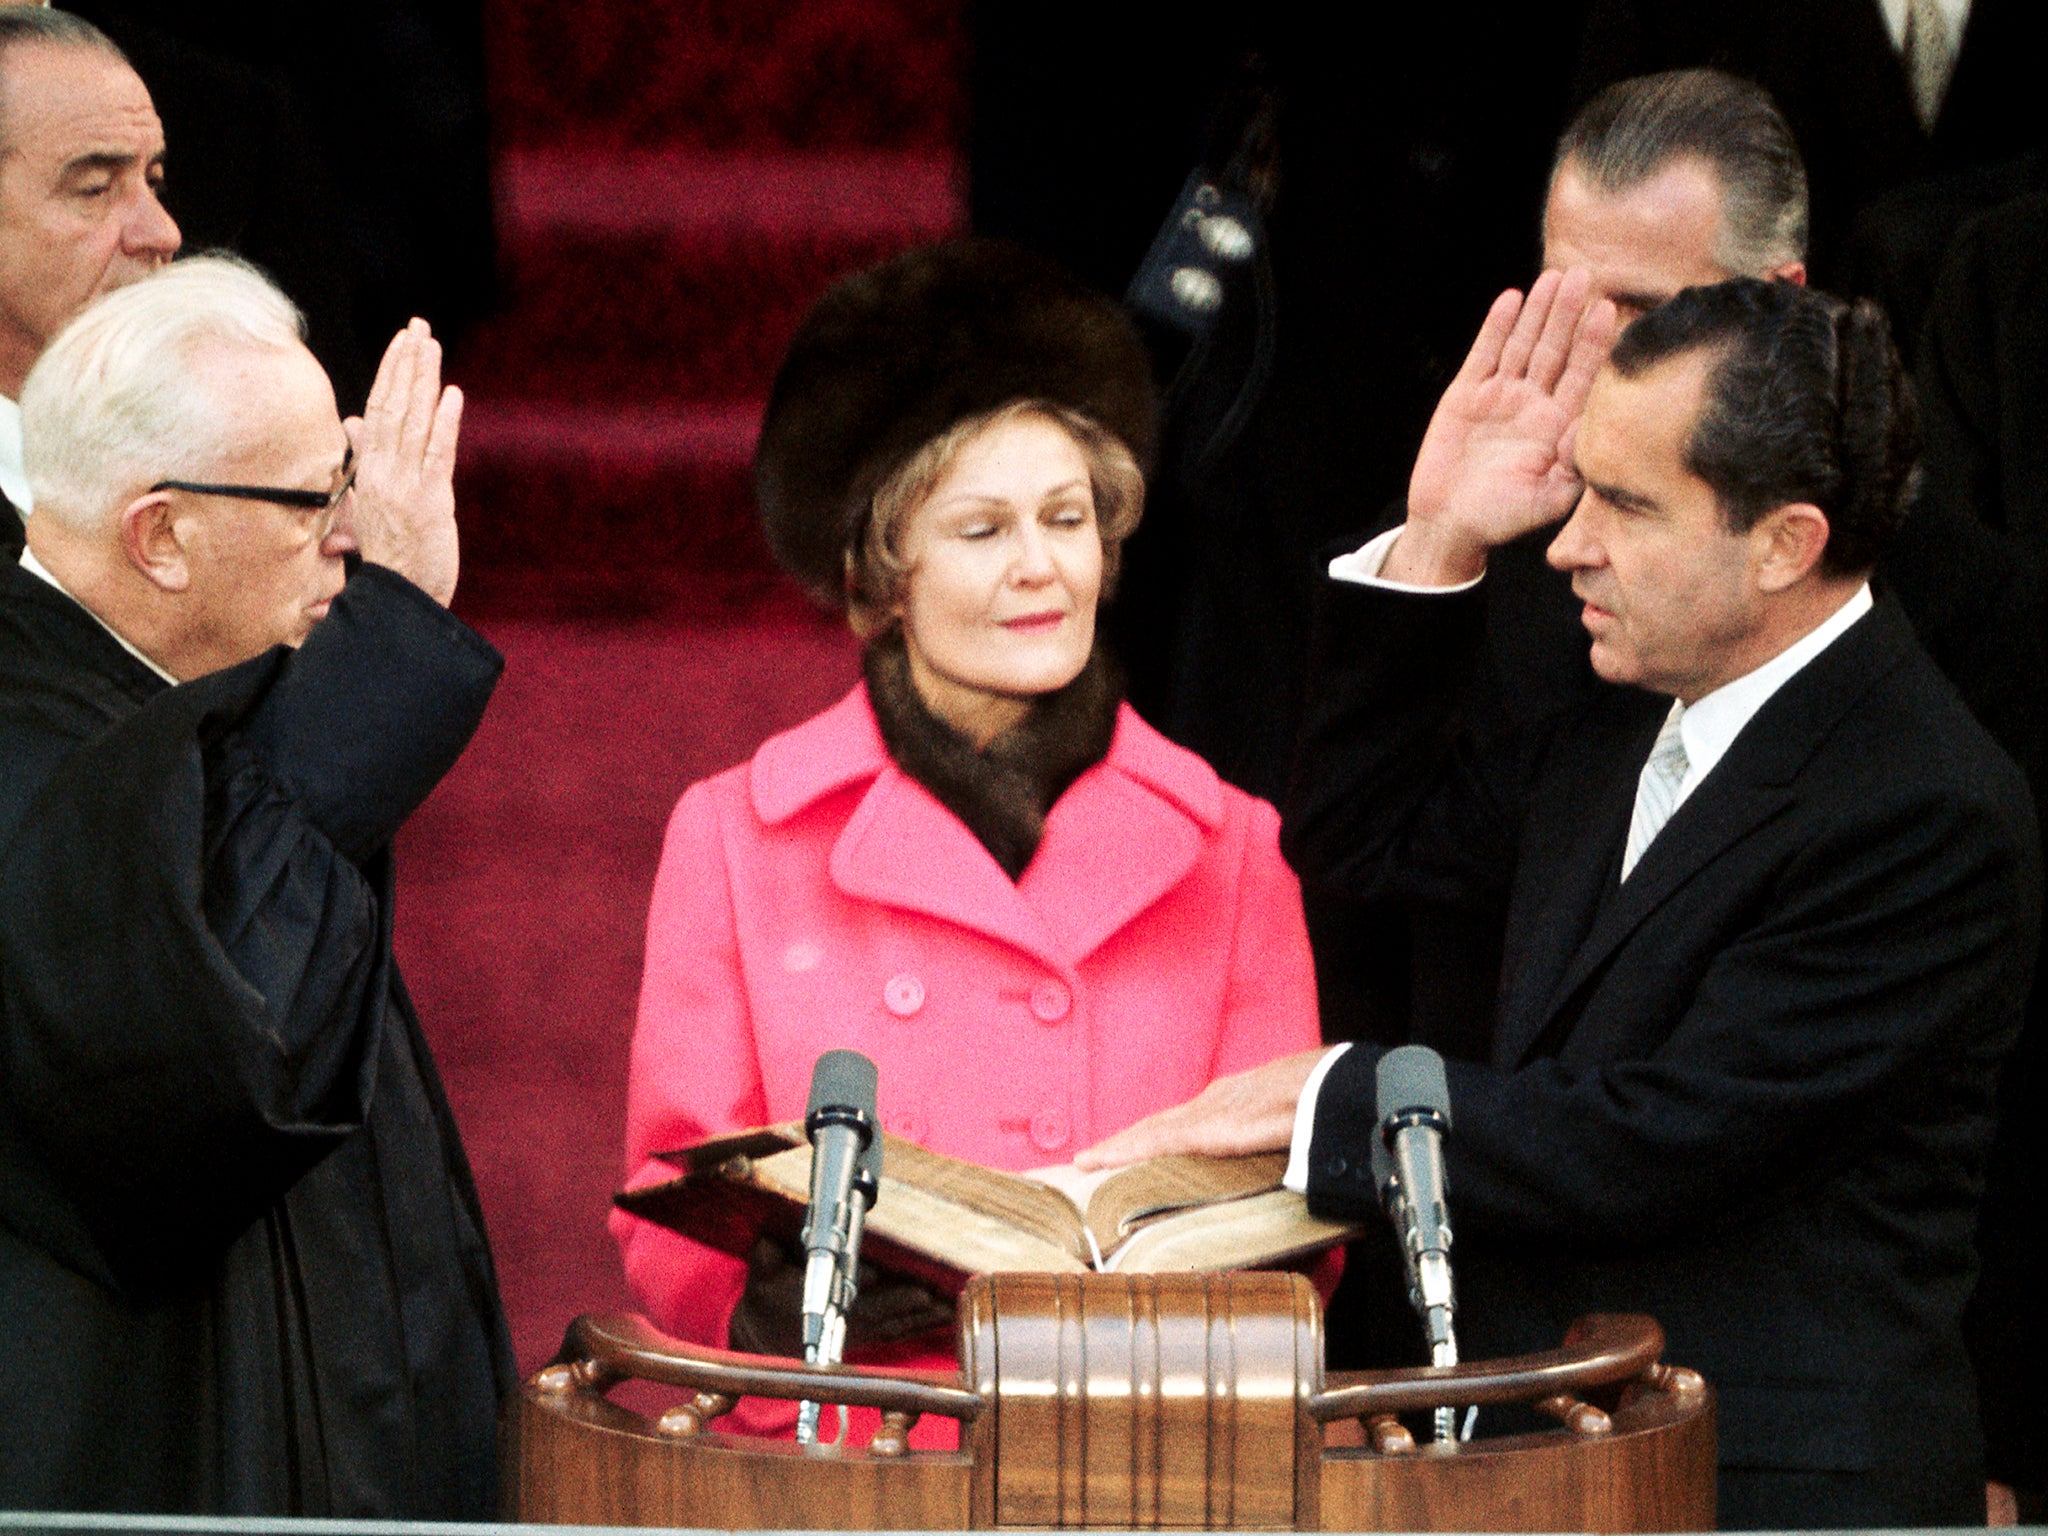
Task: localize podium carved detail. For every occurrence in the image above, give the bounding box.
[504,1272,1714,1531]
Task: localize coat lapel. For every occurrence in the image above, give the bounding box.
[761,692,1218,971]
[830,764,1068,968]
[1020,705,1224,961]
[1509,602,1916,1066]
[1491,727,1645,1070]
[1022,761,1204,962]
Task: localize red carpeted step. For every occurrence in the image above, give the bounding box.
[451,145,963,618]
[397,616,862,1370]
[451,443,780,623]
[485,0,962,154]
[455,156,959,406]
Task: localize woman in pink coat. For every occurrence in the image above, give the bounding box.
[610,242,1324,1445]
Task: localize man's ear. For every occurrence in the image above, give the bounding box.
[120,491,192,592]
[1753,501,1830,592]
[1768,260,1809,288]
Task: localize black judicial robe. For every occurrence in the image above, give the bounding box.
[0,559,515,1514]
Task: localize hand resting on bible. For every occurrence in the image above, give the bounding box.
[1072,1048,1326,1170]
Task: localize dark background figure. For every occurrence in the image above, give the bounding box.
[57,8,371,409]
[68,0,498,410]
[1914,184,2048,1520]
[1572,0,2046,345]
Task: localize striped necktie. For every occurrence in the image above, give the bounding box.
[1904,0,1957,131]
[1621,704,1690,881]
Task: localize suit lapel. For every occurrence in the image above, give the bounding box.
[1492,727,1644,1070]
[1509,602,1916,1066]
[1526,776,1796,1062]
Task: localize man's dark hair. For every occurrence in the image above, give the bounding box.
[1610,278,1917,577]
[0,10,127,147]
[1554,69,1808,274]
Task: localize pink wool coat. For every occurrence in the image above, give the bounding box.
[610,682,1322,1437]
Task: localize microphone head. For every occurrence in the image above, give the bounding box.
[1376,1045,1451,1128]
[807,1048,879,1120]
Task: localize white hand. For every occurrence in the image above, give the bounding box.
[340,317,462,606]
[1393,268,1617,585]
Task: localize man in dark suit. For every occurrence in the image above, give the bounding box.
[1081,272,2039,1528]
[1574,0,2043,308]
[0,8,182,559]
[0,256,513,1510]
[1914,184,2048,1521]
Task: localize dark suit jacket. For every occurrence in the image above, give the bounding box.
[1914,186,2048,1496]
[1,494,21,563]
[1286,577,2039,1527]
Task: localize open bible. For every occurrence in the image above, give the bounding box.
[615,1123,1364,1293]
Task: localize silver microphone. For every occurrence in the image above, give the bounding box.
[795,1049,880,1445]
[1374,1045,1459,1441]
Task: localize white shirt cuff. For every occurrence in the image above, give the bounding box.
[1282,1043,1353,1192]
[1327,525,1485,593]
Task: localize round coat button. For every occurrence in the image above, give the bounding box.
[1029,1109,1070,1153]
[883,974,925,1017]
[1030,979,1072,1023]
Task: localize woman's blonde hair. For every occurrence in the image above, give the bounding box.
[844,400,1145,639]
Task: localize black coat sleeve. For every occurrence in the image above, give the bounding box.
[0,565,500,1294]
[1283,573,1553,916]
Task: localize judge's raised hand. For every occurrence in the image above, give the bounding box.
[340,318,463,607]
[1071,1049,1326,1170]
[1389,268,1617,586]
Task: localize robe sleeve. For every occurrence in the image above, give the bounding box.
[0,564,500,1295]
[608,779,763,1347]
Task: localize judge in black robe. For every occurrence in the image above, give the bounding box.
[0,267,515,1513]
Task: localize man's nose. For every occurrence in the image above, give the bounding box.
[125,189,182,260]
[320,521,359,560]
[1547,498,1595,571]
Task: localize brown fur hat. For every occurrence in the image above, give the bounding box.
[754,238,1156,609]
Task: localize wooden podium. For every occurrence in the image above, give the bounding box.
[505,1272,1714,1531]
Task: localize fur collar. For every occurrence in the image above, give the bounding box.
[863,632,1120,880]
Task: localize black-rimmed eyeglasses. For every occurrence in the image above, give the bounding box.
[151,448,356,513]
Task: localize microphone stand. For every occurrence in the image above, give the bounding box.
[796,1154,878,1444]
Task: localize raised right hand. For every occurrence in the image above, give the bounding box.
[1392,269,1616,584]
[339,318,463,606]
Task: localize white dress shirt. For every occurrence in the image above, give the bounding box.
[18,545,178,684]
[0,394,32,515]
[1284,533,1875,1191]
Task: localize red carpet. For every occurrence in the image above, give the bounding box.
[394,615,860,1369]
[454,0,965,623]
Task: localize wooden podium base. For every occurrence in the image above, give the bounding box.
[505,1274,1714,1531]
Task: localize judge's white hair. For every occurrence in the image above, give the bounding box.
[20,255,306,532]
